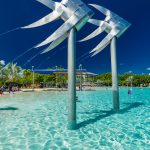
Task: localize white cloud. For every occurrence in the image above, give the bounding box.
[128,70,133,73]
[119,63,125,66]
[146,67,150,71]
[0,60,5,65]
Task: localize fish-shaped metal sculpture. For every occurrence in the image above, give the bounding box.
[21,0,94,53]
[79,4,131,56]
[0,1,131,63]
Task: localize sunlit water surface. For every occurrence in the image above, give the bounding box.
[0,88,150,150]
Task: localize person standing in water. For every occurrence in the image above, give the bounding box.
[0,86,5,96]
[8,83,14,94]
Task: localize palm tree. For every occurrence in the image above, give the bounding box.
[4,63,23,82]
[0,60,6,82]
[126,76,133,87]
[0,60,5,67]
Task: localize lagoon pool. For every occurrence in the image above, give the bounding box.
[0,88,150,150]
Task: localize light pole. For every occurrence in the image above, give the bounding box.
[55,66,58,89]
[79,64,82,91]
[32,66,35,90]
[130,76,133,87]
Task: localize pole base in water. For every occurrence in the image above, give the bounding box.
[112,90,120,112]
[68,121,77,130]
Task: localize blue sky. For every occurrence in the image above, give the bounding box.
[0,0,150,74]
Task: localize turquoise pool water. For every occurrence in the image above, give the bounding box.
[0,88,149,150]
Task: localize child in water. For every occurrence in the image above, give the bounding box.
[0,90,3,96]
[128,88,132,94]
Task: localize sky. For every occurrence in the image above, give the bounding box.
[0,0,150,74]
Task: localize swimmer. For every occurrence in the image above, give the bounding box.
[128,88,132,94]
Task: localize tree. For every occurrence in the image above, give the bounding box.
[95,73,112,86]
[4,63,23,82]
[0,60,5,86]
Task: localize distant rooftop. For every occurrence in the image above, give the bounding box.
[33,69,98,76]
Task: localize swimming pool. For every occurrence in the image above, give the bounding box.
[0,88,149,150]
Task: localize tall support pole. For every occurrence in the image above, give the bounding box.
[110,37,120,111]
[55,66,58,89]
[32,66,35,90]
[68,28,77,130]
[79,64,82,91]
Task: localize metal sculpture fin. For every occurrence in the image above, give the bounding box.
[36,0,58,10]
[91,40,110,57]
[89,4,116,17]
[79,26,105,42]
[41,33,68,54]
[21,11,61,29]
[88,19,111,28]
[36,14,82,48]
[79,20,109,42]
[90,32,114,54]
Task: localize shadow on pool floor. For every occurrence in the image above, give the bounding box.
[0,107,18,111]
[78,102,144,129]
